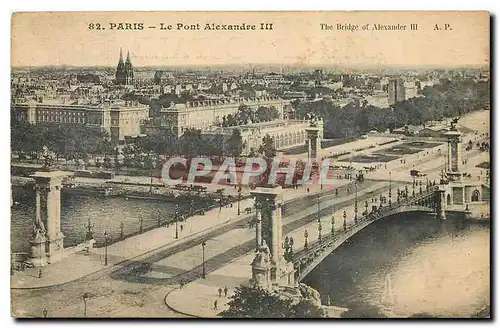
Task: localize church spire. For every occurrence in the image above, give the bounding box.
[119,48,124,63]
[126,50,131,63]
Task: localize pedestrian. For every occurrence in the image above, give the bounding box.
[307,188,310,193]
[218,287,222,297]
[213,299,218,310]
[38,268,42,279]
[42,308,48,318]
[180,224,183,232]
[224,286,228,297]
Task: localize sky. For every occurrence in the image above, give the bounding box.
[11,11,490,68]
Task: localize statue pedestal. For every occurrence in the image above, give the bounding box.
[272,260,296,287]
[251,262,271,289]
[46,233,65,264]
[30,234,47,267]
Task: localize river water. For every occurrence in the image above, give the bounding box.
[302,213,490,318]
[11,186,176,253]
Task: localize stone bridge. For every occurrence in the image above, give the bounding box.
[291,189,439,282]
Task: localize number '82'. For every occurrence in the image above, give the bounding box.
[88,23,104,30]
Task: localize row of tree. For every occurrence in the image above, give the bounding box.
[294,78,490,138]
[123,128,246,160]
[221,105,280,127]
[11,119,114,162]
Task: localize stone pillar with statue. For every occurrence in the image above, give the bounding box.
[250,186,295,289]
[29,146,72,266]
[305,114,323,161]
[445,118,464,182]
[444,118,466,206]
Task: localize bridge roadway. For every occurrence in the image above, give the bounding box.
[291,189,437,282]
[109,179,400,285]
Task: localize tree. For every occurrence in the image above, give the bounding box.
[256,106,280,122]
[226,129,245,158]
[258,134,277,159]
[236,104,251,125]
[219,285,325,318]
[291,300,327,318]
[180,128,203,158]
[207,133,224,158]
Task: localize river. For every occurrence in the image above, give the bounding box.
[302,213,490,318]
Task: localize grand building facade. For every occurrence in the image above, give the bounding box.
[115,49,134,86]
[144,96,291,137]
[13,100,149,142]
[202,119,313,155]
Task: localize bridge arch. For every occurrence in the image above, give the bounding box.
[292,203,437,283]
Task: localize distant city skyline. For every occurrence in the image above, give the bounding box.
[12,12,489,68]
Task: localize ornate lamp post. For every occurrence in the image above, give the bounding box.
[119,221,124,240]
[331,213,335,235]
[343,210,347,231]
[139,218,143,234]
[317,194,321,222]
[405,184,409,200]
[419,180,423,194]
[364,200,369,216]
[304,229,309,248]
[388,172,392,205]
[85,217,94,241]
[318,220,323,240]
[354,181,358,223]
[412,179,416,197]
[82,293,89,318]
[104,231,108,266]
[201,241,207,279]
[237,185,242,215]
[175,205,179,239]
[320,170,323,190]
